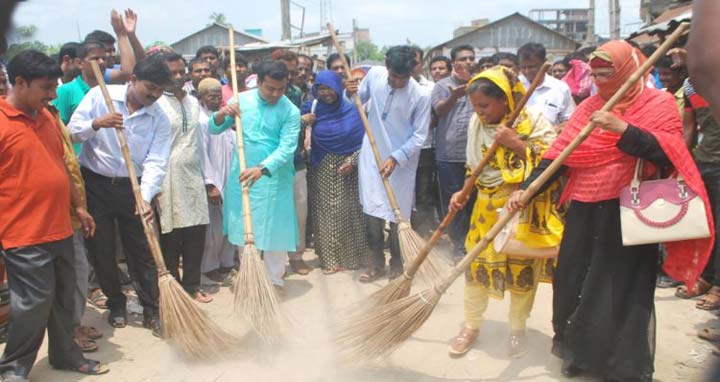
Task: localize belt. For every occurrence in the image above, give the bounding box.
[81,167,140,185]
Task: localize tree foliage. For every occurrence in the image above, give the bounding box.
[355,40,385,62]
[208,12,227,26]
[3,24,59,61]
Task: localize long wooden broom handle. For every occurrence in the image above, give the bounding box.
[404,62,550,277]
[435,22,691,293]
[327,23,404,222]
[89,61,168,273]
[228,27,256,245]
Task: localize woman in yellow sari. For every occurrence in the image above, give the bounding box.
[448,66,564,358]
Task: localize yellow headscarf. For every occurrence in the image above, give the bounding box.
[466,66,535,185]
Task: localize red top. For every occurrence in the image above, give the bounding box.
[545,40,714,289]
[0,97,72,249]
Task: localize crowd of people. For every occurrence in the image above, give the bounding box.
[0,6,719,382]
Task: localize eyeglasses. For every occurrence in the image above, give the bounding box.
[590,71,615,80]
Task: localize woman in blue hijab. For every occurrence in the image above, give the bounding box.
[301,70,367,274]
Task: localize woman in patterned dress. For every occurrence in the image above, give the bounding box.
[301,70,367,274]
[447,66,563,359]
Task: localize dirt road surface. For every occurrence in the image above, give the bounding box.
[9,251,719,382]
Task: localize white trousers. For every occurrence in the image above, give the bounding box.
[239,247,287,287]
[201,203,237,273]
[290,168,308,260]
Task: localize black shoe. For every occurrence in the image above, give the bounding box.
[108,309,127,328]
[143,316,163,338]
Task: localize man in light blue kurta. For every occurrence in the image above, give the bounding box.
[208,60,300,287]
[355,46,431,281]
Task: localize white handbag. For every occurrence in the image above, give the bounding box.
[493,208,559,259]
[619,160,711,246]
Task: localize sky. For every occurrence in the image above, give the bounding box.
[11,0,643,48]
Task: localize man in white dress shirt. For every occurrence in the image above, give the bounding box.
[69,56,172,337]
[518,43,576,130]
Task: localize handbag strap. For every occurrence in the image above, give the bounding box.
[630,159,689,205]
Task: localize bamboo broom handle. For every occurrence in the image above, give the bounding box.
[404,62,550,277]
[89,61,168,272]
[435,22,691,293]
[228,27,256,245]
[327,23,405,222]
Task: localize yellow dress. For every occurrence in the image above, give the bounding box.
[464,110,564,298]
[460,67,565,330]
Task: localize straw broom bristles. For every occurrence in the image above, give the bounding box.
[334,23,690,360]
[233,244,286,342]
[89,60,239,360]
[159,272,239,359]
[397,221,448,286]
[337,287,442,361]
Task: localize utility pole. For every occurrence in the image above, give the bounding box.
[352,19,358,64]
[609,0,621,39]
[587,0,596,44]
[281,0,291,40]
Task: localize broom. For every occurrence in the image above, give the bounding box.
[89,61,237,360]
[363,62,551,307]
[335,22,690,360]
[327,23,447,285]
[226,27,285,342]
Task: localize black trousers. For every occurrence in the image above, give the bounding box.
[160,225,206,294]
[82,168,159,317]
[698,162,720,285]
[0,237,85,378]
[365,214,401,271]
[411,148,440,238]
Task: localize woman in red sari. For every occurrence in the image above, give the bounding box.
[507,41,714,381]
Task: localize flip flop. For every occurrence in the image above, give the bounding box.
[77,325,103,340]
[359,268,386,283]
[87,289,108,310]
[54,359,109,375]
[697,286,720,311]
[73,337,98,353]
[676,278,711,299]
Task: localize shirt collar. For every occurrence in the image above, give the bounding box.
[109,83,158,117]
[74,75,90,93]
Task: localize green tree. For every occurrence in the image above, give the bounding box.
[355,40,384,62]
[208,12,227,26]
[5,40,50,60]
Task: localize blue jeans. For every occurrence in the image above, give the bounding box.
[436,161,475,258]
[699,161,720,285]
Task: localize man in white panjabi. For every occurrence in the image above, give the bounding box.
[353,46,431,282]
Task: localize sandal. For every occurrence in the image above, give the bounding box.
[676,278,711,299]
[54,359,109,375]
[697,286,720,310]
[76,325,102,340]
[359,268,386,283]
[193,291,213,303]
[448,326,479,357]
[73,337,98,352]
[87,289,108,310]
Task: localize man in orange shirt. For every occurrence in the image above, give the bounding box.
[0,50,108,381]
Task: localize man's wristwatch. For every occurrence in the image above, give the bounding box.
[258,164,270,177]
